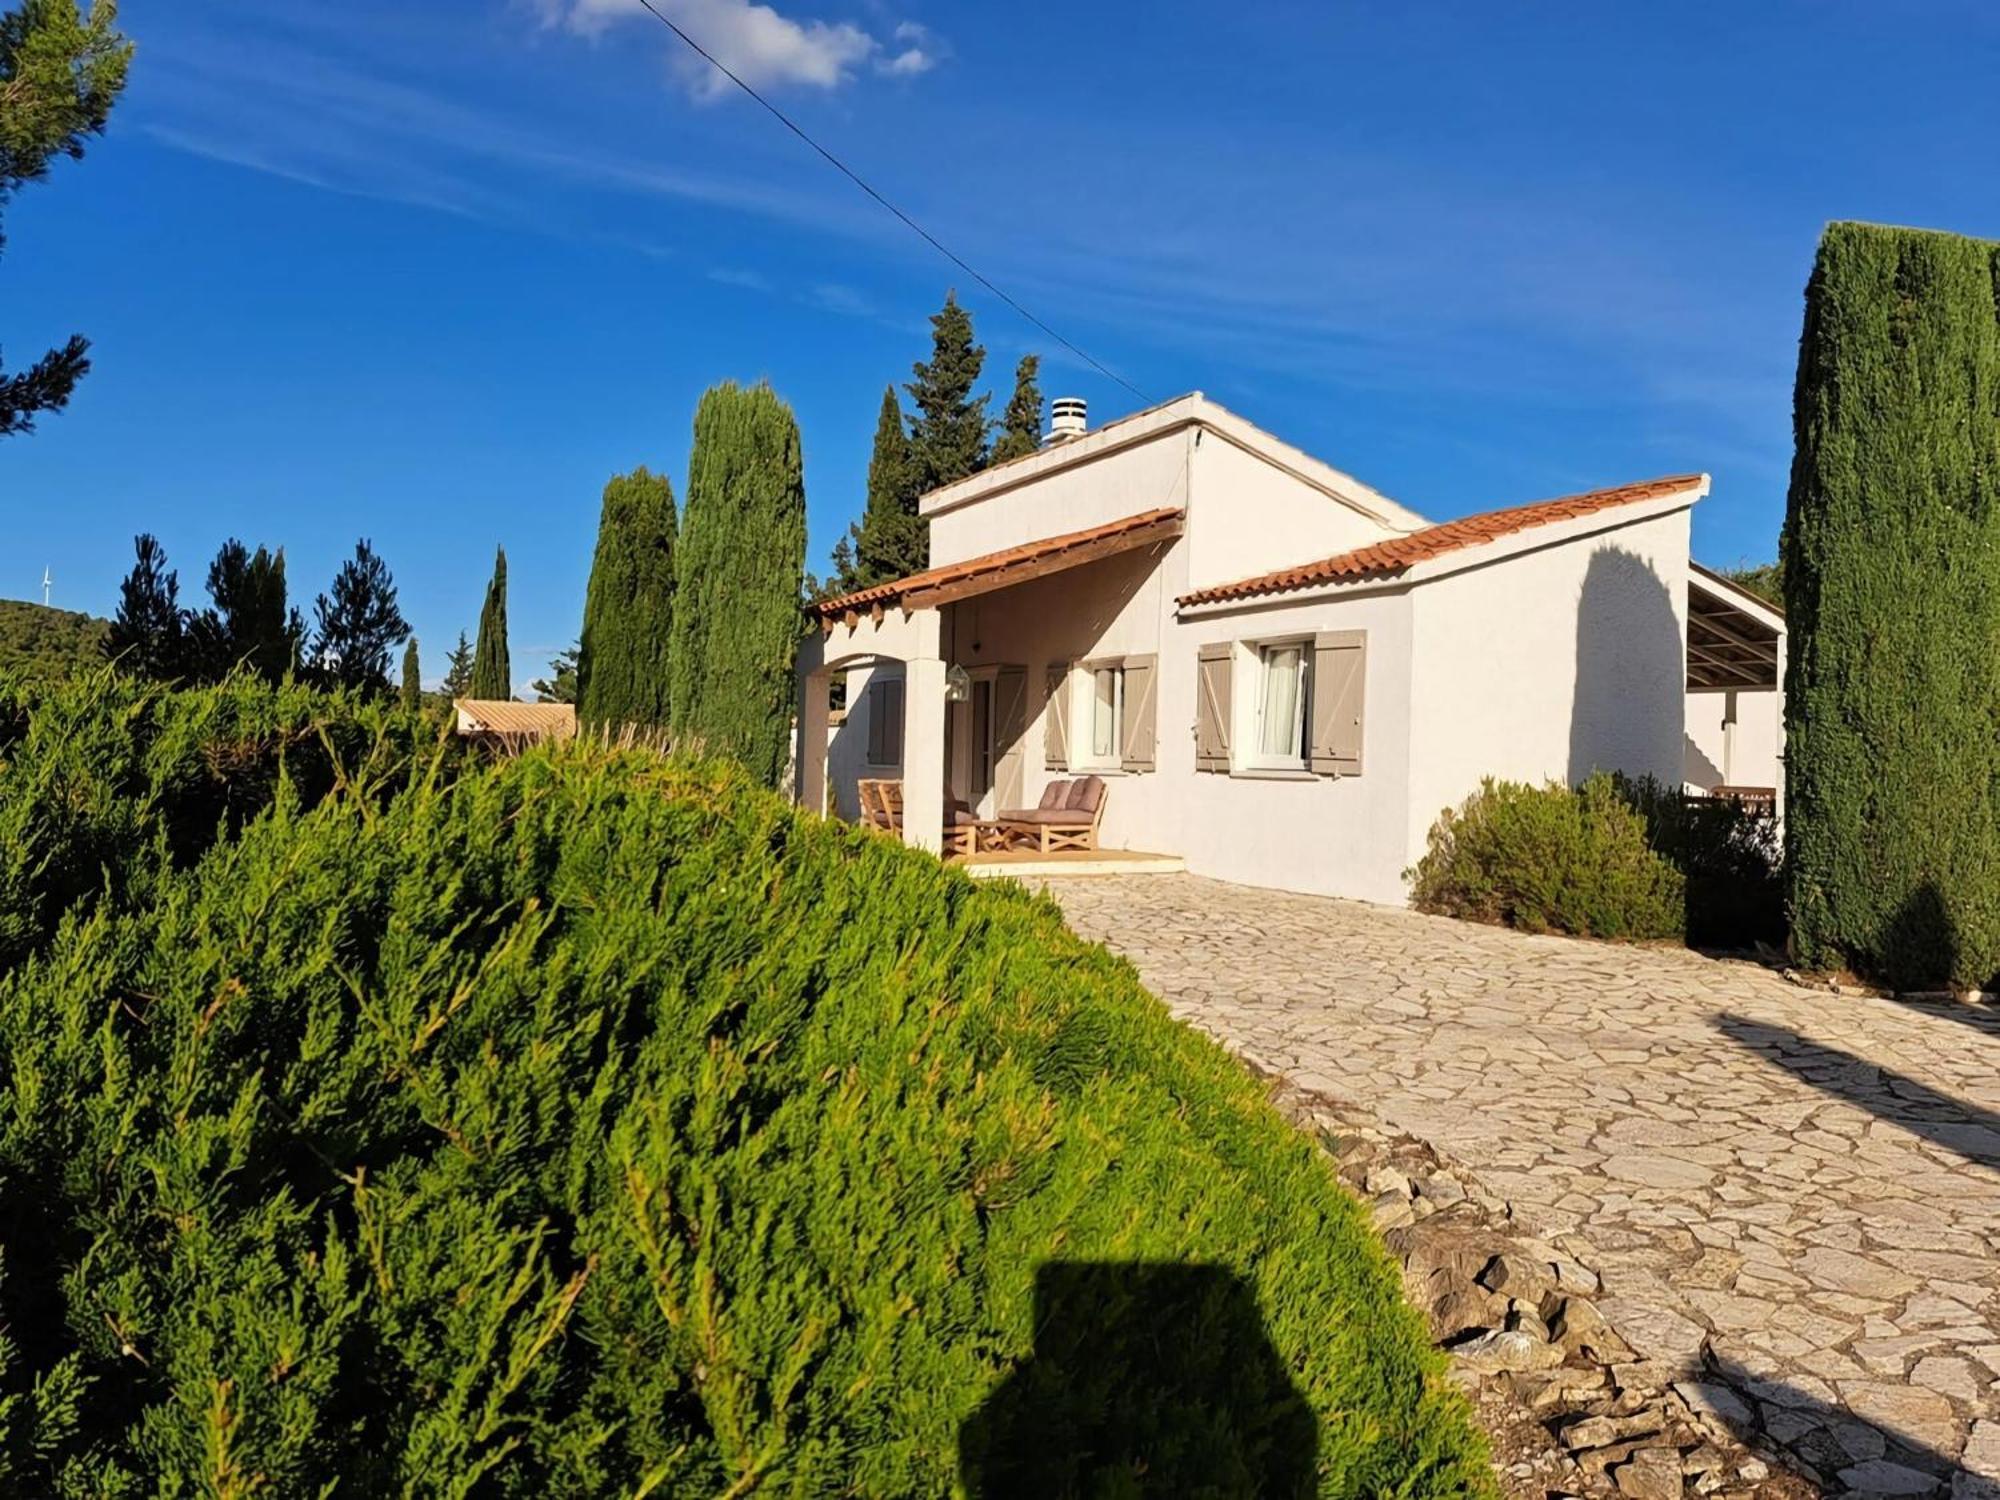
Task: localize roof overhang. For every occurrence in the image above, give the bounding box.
[1687,563,1784,692]
[808,507,1185,629]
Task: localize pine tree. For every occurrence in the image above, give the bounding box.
[188,539,301,682]
[401,637,422,713]
[904,291,989,495]
[831,385,923,594]
[471,546,511,700]
[667,381,807,785]
[1,0,132,438]
[577,467,676,729]
[989,354,1044,464]
[441,631,474,698]
[1784,222,2000,989]
[311,540,408,693]
[530,643,579,705]
[103,532,185,679]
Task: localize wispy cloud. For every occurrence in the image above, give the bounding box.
[532,0,934,99]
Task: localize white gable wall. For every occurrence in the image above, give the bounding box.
[1404,506,1693,859]
[1184,430,1406,595]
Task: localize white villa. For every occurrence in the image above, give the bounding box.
[796,394,1784,905]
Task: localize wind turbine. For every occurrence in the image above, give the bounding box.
[41,568,52,606]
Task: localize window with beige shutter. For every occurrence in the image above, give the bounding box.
[866,678,904,766]
[1044,663,1071,770]
[1194,644,1232,771]
[1120,654,1157,772]
[1310,630,1366,776]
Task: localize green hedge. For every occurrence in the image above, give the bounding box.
[1785,222,2000,989]
[1409,773,1685,941]
[0,682,1490,1495]
[1614,775,1783,950]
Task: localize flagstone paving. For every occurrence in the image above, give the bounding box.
[1042,874,2000,1494]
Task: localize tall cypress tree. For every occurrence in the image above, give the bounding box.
[401,637,421,714]
[578,466,677,730]
[989,354,1044,463]
[831,385,923,594]
[1784,221,2000,989]
[667,381,807,785]
[905,291,988,495]
[471,546,511,700]
[104,533,185,679]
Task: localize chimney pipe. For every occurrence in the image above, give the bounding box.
[1045,396,1087,445]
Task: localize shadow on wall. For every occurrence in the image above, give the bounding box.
[1716,1012,2000,1172]
[1683,731,1722,791]
[1569,546,1684,786]
[1874,880,1962,995]
[958,1262,1318,1498]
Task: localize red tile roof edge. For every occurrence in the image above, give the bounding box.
[808,506,1186,616]
[1176,474,1706,608]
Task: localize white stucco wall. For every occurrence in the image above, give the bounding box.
[1404,508,1692,858]
[825,662,901,819]
[1184,431,1403,594]
[924,427,1193,567]
[1684,686,1783,795]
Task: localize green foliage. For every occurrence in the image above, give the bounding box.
[471,546,511,700]
[0,0,132,437]
[1719,560,1783,609]
[0,597,103,679]
[1784,222,2000,989]
[1613,774,1783,950]
[0,683,1490,1495]
[103,532,184,680]
[187,539,303,684]
[401,636,421,714]
[829,384,923,595]
[577,466,675,728]
[530,642,577,705]
[905,291,989,494]
[1409,773,1685,941]
[310,540,408,695]
[989,353,1044,464]
[667,380,807,787]
[441,629,473,698]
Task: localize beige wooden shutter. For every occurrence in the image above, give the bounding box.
[1044,663,1071,770]
[994,666,1028,809]
[867,681,887,764]
[1310,630,1366,776]
[1194,644,1232,772]
[1120,655,1157,772]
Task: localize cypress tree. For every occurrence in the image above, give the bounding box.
[831,385,923,593]
[189,540,301,683]
[905,291,988,495]
[104,532,185,679]
[989,353,1044,463]
[666,380,807,785]
[471,546,511,700]
[577,466,677,729]
[1784,221,2000,988]
[401,636,421,714]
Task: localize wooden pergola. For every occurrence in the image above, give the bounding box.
[1686,564,1782,693]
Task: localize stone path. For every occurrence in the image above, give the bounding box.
[1043,874,2000,1495]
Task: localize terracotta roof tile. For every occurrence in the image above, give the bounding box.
[809,507,1185,617]
[1177,474,1706,608]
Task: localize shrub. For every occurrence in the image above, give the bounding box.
[0,688,1490,1495]
[1785,222,2000,990]
[1409,773,1684,941]
[1614,774,1783,950]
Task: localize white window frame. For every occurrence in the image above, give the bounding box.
[1245,639,1310,771]
[866,677,904,767]
[1073,660,1125,770]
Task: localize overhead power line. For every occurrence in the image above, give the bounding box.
[626,0,1150,403]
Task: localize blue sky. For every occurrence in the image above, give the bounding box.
[4,0,1997,690]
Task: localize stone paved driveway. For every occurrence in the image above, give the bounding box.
[1044,874,2000,1492]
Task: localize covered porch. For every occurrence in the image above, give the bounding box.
[796,507,1183,857]
[1684,562,1786,815]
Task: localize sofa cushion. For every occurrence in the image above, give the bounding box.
[1036,781,1068,811]
[1065,776,1105,814]
[1004,807,1082,825]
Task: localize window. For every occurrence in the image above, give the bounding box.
[866,678,903,766]
[1249,642,1309,769]
[1088,664,1124,763]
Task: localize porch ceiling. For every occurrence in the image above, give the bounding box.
[809,507,1185,628]
[1687,577,1780,691]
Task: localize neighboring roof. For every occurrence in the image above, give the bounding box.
[917,393,1429,533]
[809,507,1186,620]
[453,699,577,738]
[1689,559,1785,626]
[1177,474,1708,608]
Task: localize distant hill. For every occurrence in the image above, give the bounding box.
[0,598,109,680]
